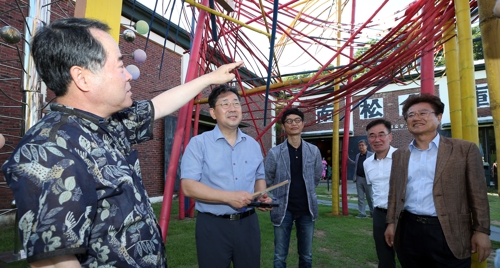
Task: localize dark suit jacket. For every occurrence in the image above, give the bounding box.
[386,135,490,259]
[348,151,374,182]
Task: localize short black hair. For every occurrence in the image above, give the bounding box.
[281,108,304,124]
[402,94,445,120]
[358,139,368,146]
[31,18,110,96]
[366,119,392,133]
[208,84,241,108]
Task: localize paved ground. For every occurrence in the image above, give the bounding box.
[318,181,500,242]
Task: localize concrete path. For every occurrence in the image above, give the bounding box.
[318,181,500,242]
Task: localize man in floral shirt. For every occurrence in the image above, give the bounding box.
[2,17,242,267]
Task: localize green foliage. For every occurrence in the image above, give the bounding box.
[472,25,484,61]
[282,72,311,82]
[436,25,483,66]
[489,191,500,228]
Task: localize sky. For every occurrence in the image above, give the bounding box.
[136,0,415,75]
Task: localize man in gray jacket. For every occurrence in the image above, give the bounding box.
[265,108,322,268]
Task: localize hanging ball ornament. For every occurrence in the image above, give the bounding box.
[126,65,140,80]
[135,20,149,35]
[0,133,5,149]
[122,29,136,42]
[133,49,147,63]
[0,26,22,44]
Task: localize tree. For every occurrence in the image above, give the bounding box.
[472,25,483,61]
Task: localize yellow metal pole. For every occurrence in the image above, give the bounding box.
[183,0,271,37]
[478,0,500,196]
[455,1,485,266]
[74,0,123,42]
[331,0,342,216]
[455,0,479,145]
[443,22,463,139]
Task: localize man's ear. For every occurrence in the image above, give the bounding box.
[69,66,91,92]
[209,108,216,120]
[437,113,443,122]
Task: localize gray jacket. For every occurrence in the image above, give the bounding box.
[265,139,322,226]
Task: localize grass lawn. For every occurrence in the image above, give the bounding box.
[1,190,499,267]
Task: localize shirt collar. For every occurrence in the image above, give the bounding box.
[50,103,111,125]
[409,133,440,151]
[213,124,245,143]
[370,146,396,161]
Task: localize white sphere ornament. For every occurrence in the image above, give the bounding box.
[0,133,5,149]
[126,65,140,80]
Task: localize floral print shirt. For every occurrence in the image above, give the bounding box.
[2,100,166,267]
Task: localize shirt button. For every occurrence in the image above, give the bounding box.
[235,178,238,180]
[233,163,235,165]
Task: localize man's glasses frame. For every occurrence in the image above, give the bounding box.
[284,118,303,124]
[368,132,390,140]
[216,102,241,109]
[405,110,435,120]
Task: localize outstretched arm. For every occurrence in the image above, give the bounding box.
[152,61,244,120]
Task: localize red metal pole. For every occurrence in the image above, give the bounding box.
[340,0,356,216]
[420,0,435,95]
[159,0,209,241]
[177,100,194,220]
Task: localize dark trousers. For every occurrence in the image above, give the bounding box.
[195,211,261,268]
[373,208,396,268]
[397,211,471,268]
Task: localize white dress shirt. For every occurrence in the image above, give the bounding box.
[363,146,397,209]
[404,134,440,216]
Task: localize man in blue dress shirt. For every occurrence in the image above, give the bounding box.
[181,85,272,268]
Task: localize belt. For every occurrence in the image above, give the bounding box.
[403,211,439,224]
[375,207,387,213]
[200,209,255,221]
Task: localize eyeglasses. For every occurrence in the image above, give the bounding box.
[216,102,241,109]
[284,118,302,124]
[368,132,389,140]
[406,110,435,120]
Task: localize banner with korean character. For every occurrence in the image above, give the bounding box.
[359,98,383,120]
[316,104,333,123]
[476,83,489,108]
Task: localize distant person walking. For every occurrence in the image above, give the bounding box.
[349,140,374,218]
[321,157,328,180]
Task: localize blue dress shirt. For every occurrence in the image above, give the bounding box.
[181,124,265,215]
[404,134,440,216]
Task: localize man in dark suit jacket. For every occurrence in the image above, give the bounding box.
[348,140,374,218]
[384,94,491,267]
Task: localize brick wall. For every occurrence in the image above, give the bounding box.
[0,1,34,210]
